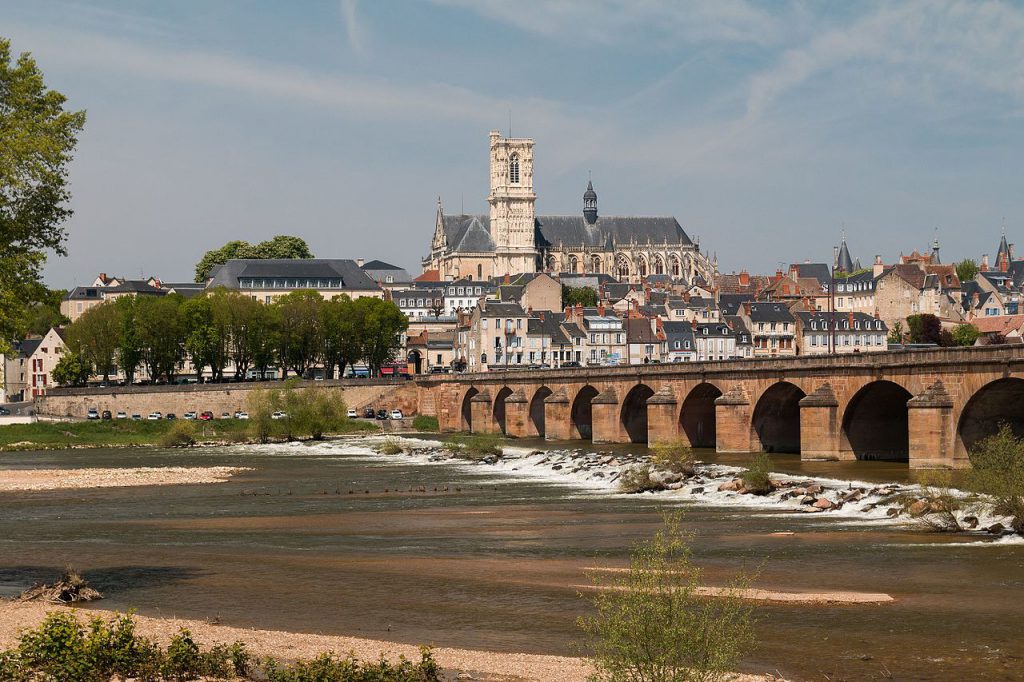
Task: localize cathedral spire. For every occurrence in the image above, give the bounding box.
[583,177,598,225]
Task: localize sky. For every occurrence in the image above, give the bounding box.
[5,0,1024,288]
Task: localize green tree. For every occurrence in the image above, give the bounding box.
[562,285,599,308]
[966,423,1024,533]
[26,288,69,336]
[274,290,322,378]
[887,320,905,344]
[51,350,90,386]
[182,295,217,383]
[578,513,757,682]
[951,323,980,347]
[320,295,362,379]
[113,296,143,385]
[193,235,314,282]
[250,303,279,380]
[955,258,979,283]
[66,302,121,382]
[135,295,185,382]
[906,313,942,345]
[355,297,408,376]
[0,39,86,352]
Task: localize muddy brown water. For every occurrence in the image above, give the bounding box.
[1,438,1022,681]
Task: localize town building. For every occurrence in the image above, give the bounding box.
[793,312,889,355]
[739,302,797,356]
[424,131,717,285]
[205,259,383,303]
[662,322,697,362]
[4,328,66,400]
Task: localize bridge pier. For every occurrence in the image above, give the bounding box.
[470,391,498,435]
[502,389,532,438]
[647,386,680,445]
[714,385,753,453]
[799,383,845,460]
[592,387,628,444]
[544,390,572,440]
[908,381,963,468]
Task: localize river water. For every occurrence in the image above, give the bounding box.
[1,437,1023,681]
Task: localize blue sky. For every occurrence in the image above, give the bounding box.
[5,0,1024,287]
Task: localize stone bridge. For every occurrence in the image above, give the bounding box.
[415,346,1024,468]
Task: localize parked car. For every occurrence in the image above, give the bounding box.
[376,409,388,420]
[235,411,249,420]
[390,409,404,420]
[429,366,446,374]
[0,406,10,416]
[199,411,214,421]
[166,413,177,420]
[116,411,127,419]
[131,414,142,421]
[561,361,581,368]
[364,408,376,419]
[271,411,287,420]
[183,411,197,420]
[220,412,231,419]
[346,408,358,418]
[147,412,162,421]
[86,408,100,420]
[101,410,112,420]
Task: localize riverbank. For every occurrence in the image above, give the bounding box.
[0,466,250,491]
[0,602,777,681]
[0,419,379,452]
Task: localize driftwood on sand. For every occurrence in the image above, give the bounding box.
[17,570,102,604]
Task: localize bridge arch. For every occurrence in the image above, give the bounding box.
[529,386,553,437]
[571,385,600,440]
[842,380,912,461]
[621,383,656,443]
[459,387,479,431]
[751,381,806,453]
[957,377,1024,456]
[492,386,514,435]
[679,383,722,448]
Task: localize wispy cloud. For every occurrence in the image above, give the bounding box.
[339,0,368,58]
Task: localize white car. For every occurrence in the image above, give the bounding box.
[183,411,197,420]
[271,411,287,420]
[147,412,162,421]
[346,408,358,419]
[390,409,404,420]
[86,408,100,420]
[116,411,127,419]
[235,411,249,420]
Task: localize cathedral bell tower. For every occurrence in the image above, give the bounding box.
[487,130,537,275]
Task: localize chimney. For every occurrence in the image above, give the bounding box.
[981,254,990,271]
[1011,244,1016,261]
[539,311,545,321]
[775,269,784,281]
[873,255,884,278]
[598,304,605,316]
[356,258,365,268]
[739,270,750,287]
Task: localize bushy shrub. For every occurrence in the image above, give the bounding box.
[650,440,696,476]
[412,415,439,432]
[445,433,503,458]
[913,470,972,532]
[263,648,439,682]
[967,423,1024,533]
[579,512,757,681]
[377,437,404,455]
[158,421,197,448]
[740,453,774,495]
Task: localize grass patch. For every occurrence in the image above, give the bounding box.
[650,439,696,476]
[739,453,775,495]
[618,464,664,494]
[445,433,503,458]
[377,437,405,455]
[412,415,439,432]
[158,421,197,448]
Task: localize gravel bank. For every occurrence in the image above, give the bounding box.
[0,466,250,492]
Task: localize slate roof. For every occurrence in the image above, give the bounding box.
[793,311,887,331]
[719,293,754,316]
[746,302,795,323]
[696,322,735,337]
[440,213,693,254]
[103,280,165,295]
[17,338,41,359]
[837,240,855,274]
[497,285,525,302]
[626,318,660,344]
[362,260,403,271]
[724,316,752,344]
[65,286,104,301]
[481,302,527,317]
[662,321,696,345]
[206,259,380,291]
[793,263,832,287]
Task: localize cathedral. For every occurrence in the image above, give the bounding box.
[423,131,717,285]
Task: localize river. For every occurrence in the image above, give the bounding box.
[1,436,1022,681]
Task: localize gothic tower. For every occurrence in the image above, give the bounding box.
[487,130,537,275]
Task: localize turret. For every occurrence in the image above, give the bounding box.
[583,180,598,225]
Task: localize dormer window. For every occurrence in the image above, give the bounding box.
[509,153,520,184]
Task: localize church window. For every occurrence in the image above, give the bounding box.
[477,264,483,279]
[569,255,579,273]
[509,153,520,184]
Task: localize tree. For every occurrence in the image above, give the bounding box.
[135,295,185,382]
[906,313,942,345]
[887,320,905,344]
[955,258,979,283]
[0,39,86,352]
[274,290,322,378]
[66,302,121,382]
[578,513,757,682]
[51,350,90,386]
[26,288,69,336]
[951,323,980,347]
[182,295,217,383]
[562,285,599,308]
[113,297,143,385]
[966,423,1024,533]
[193,236,314,282]
[320,296,360,379]
[354,297,408,376]
[250,303,279,380]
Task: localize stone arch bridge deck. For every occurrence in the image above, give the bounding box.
[414,346,1024,469]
